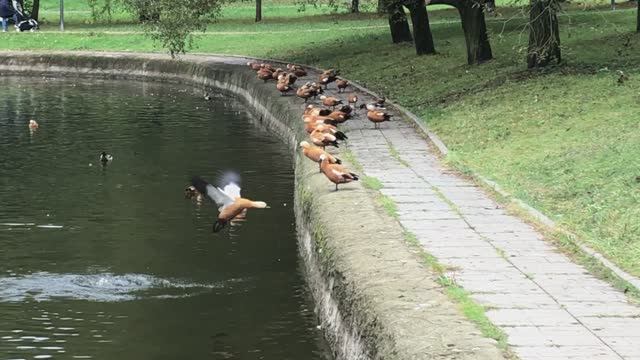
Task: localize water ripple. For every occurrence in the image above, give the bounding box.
[0,272,228,302]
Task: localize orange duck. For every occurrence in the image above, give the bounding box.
[272,68,285,80]
[311,123,348,140]
[310,129,339,149]
[348,94,358,108]
[319,154,359,191]
[190,176,269,232]
[303,105,332,117]
[287,64,308,77]
[276,81,293,95]
[261,63,276,72]
[319,69,339,89]
[247,62,262,71]
[320,95,343,109]
[303,114,338,127]
[327,111,349,123]
[367,110,392,129]
[296,87,313,102]
[257,69,273,82]
[299,141,341,172]
[336,79,349,93]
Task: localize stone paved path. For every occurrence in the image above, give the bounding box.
[339,112,640,360]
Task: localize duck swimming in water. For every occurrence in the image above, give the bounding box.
[184,185,204,203]
[190,176,269,232]
[100,152,113,164]
[28,120,39,130]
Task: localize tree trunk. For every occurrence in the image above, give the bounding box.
[457,0,492,64]
[387,1,413,43]
[256,0,262,22]
[527,0,561,68]
[351,0,360,13]
[406,0,436,55]
[378,0,387,13]
[30,0,40,21]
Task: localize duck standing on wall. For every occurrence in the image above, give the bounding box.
[336,79,349,93]
[299,141,341,172]
[190,176,269,233]
[318,154,359,191]
[320,95,343,109]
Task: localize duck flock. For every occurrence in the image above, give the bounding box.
[249,61,392,190]
[186,61,395,232]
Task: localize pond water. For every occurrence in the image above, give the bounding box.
[0,76,329,360]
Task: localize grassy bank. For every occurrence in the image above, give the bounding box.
[4,0,640,275]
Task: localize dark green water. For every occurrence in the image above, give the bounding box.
[0,77,328,360]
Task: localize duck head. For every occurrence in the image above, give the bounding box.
[184,185,199,199]
[299,141,311,149]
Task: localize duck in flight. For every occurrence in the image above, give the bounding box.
[190,176,269,232]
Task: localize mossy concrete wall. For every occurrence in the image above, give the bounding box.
[0,51,505,360]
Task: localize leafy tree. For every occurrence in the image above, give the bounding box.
[120,0,223,56]
[88,0,114,21]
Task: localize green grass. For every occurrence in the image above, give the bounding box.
[6,0,640,276]
[340,148,364,172]
[387,142,410,167]
[438,276,510,350]
[361,175,384,190]
[377,194,398,217]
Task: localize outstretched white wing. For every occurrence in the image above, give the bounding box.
[221,183,241,200]
[206,184,235,209]
[191,176,234,210]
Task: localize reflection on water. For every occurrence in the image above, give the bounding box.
[0,77,329,360]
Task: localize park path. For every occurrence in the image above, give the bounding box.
[337,104,640,359]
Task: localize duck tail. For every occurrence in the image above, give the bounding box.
[334,157,342,164]
[213,219,228,233]
[330,141,340,148]
[190,176,210,195]
[334,131,348,141]
[350,173,359,181]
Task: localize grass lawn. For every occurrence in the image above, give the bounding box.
[3,0,640,275]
